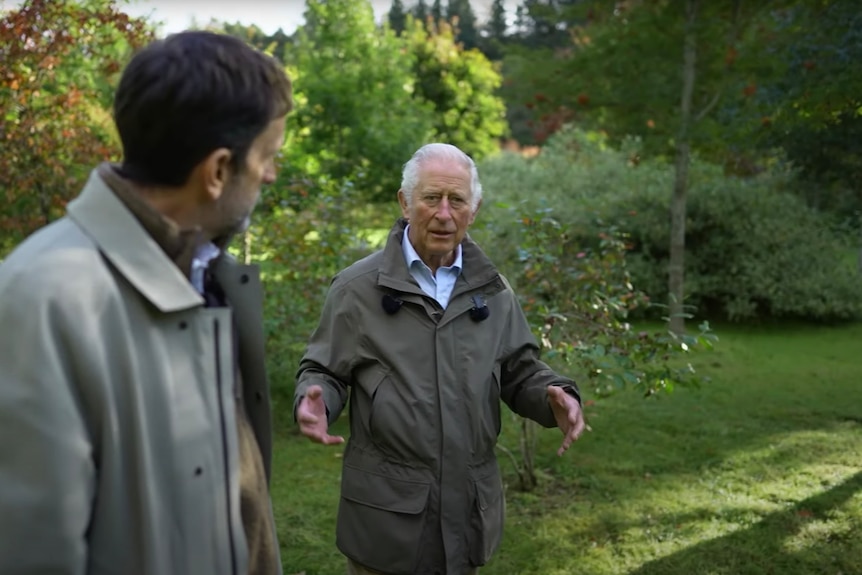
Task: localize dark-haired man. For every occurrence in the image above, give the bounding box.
[0,31,292,575]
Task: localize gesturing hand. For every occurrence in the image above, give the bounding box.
[547,385,586,456]
[297,385,345,445]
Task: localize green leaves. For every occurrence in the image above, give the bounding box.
[405,15,508,160]
[286,0,434,204]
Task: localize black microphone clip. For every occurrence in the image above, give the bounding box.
[382,293,403,315]
[469,295,490,322]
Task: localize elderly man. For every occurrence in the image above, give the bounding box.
[295,143,586,575]
[0,31,291,574]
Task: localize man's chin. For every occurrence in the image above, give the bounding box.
[235,214,252,234]
[212,214,252,246]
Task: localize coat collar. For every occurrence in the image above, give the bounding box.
[377,218,500,297]
[67,169,205,313]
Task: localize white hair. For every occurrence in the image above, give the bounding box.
[400,143,483,210]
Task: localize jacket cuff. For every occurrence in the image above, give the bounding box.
[550,382,581,406]
[293,379,343,425]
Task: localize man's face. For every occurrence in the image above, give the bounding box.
[399,157,478,269]
[208,116,286,240]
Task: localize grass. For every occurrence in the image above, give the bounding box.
[271,322,862,575]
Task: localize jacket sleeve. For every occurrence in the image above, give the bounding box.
[294,277,354,425]
[498,287,581,429]
[0,272,96,575]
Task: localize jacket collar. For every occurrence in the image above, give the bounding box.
[377,218,500,296]
[67,167,205,313]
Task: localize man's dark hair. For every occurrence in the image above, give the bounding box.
[113,31,293,187]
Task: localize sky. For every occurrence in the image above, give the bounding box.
[115,0,520,36]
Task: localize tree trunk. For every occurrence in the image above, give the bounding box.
[858,209,862,274]
[518,418,538,491]
[668,0,699,336]
[243,229,252,265]
[36,181,51,226]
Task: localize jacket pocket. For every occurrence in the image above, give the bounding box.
[468,467,505,566]
[336,464,431,574]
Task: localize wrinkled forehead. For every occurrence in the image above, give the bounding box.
[417,157,472,189]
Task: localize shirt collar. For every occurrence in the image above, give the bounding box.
[402,224,462,272]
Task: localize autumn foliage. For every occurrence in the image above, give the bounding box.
[0,0,152,249]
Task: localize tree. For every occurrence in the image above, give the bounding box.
[387,0,407,36]
[511,0,794,332]
[487,0,508,41]
[430,0,444,25]
[404,16,508,161]
[668,0,699,335]
[0,0,152,253]
[446,0,479,49]
[217,22,294,65]
[413,0,429,27]
[478,0,509,60]
[511,0,579,49]
[748,0,862,214]
[287,0,435,203]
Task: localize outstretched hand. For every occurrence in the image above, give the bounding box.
[547,386,586,456]
[297,385,345,445]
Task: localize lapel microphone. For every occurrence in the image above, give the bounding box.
[382,293,403,315]
[470,295,490,322]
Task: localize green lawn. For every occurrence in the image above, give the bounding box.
[271,323,862,575]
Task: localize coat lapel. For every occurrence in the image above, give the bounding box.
[211,257,273,482]
[67,170,204,313]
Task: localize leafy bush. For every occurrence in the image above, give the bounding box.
[472,200,716,490]
[477,126,862,322]
[248,179,395,400]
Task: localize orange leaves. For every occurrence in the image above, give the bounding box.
[38,55,59,70]
[742,84,757,97]
[0,0,153,242]
[725,46,738,67]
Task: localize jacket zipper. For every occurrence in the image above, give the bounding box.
[214,318,239,575]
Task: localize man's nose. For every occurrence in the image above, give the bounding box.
[435,198,453,220]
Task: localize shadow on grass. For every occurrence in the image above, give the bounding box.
[627,470,862,575]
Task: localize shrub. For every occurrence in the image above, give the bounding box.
[477,126,862,322]
[248,179,395,400]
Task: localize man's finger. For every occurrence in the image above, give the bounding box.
[321,434,345,445]
[297,411,319,425]
[300,427,325,442]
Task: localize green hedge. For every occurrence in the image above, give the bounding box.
[476,127,862,322]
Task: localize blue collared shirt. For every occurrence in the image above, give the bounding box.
[402,225,462,309]
[190,242,220,294]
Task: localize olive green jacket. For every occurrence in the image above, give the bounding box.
[296,219,580,575]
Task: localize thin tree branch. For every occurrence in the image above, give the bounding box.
[694,90,721,122]
[495,443,525,479]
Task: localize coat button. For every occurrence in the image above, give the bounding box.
[255,391,264,403]
[179,321,188,330]
[194,467,203,477]
[240,274,250,284]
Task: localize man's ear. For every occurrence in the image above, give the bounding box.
[397,189,410,219]
[198,147,232,202]
[469,197,482,224]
